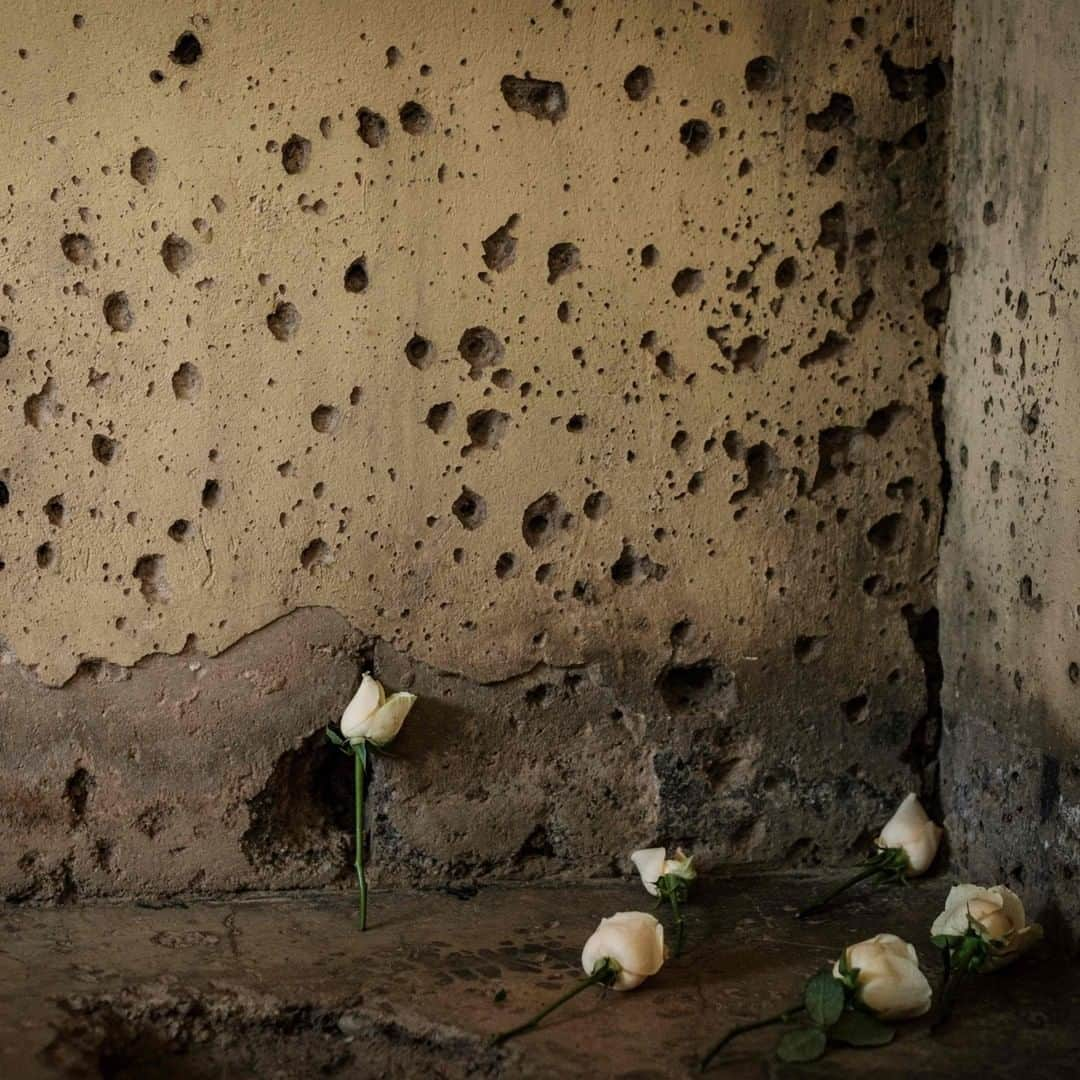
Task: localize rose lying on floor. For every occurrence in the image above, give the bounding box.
[326,674,417,931]
[631,846,696,955]
[701,933,931,1068]
[492,912,665,1045]
[797,792,943,918]
[930,883,1043,1030]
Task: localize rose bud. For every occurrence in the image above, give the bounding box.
[340,672,417,746]
[834,934,932,1020]
[931,884,1043,970]
[630,846,696,896]
[875,793,943,876]
[581,911,666,990]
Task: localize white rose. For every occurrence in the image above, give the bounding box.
[875,793,942,876]
[581,911,665,990]
[930,884,1043,969]
[630,847,696,896]
[834,934,932,1020]
[340,673,417,746]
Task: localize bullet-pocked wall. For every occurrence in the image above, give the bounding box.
[0,1,950,899]
[942,0,1080,941]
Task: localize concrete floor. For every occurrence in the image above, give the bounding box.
[3,872,1076,1078]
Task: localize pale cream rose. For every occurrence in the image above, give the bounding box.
[833,934,932,1020]
[631,847,696,896]
[875,793,943,876]
[581,911,665,990]
[931,884,1043,969]
[340,673,416,746]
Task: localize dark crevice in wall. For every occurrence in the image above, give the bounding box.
[901,604,944,817]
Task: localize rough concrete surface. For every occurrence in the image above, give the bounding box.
[940,0,1080,940]
[4,874,1077,1079]
[0,0,952,898]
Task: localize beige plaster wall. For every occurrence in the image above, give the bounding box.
[942,0,1080,940]
[0,0,950,898]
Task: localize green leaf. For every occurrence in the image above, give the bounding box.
[325,727,344,746]
[776,1027,827,1063]
[828,1010,895,1047]
[804,972,845,1028]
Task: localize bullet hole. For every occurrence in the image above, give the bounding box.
[201,478,222,509]
[495,552,518,579]
[522,492,570,549]
[357,108,388,147]
[171,362,201,401]
[300,538,332,569]
[583,490,610,520]
[817,202,848,268]
[547,242,580,284]
[1070,662,1080,685]
[406,334,434,369]
[386,46,401,67]
[24,378,59,428]
[61,232,93,265]
[281,134,311,175]
[733,335,765,374]
[466,409,509,450]
[774,257,798,288]
[425,401,455,434]
[745,56,779,92]
[678,118,712,155]
[133,554,170,603]
[500,74,568,123]
[36,542,55,569]
[102,292,134,332]
[1022,402,1040,435]
[399,101,431,134]
[672,267,703,297]
[983,201,997,226]
[990,460,1001,492]
[168,519,190,542]
[655,350,675,378]
[311,405,341,434]
[169,31,202,66]
[816,147,838,175]
[452,487,487,530]
[611,544,667,586]
[160,233,193,275]
[482,216,519,272]
[799,330,848,368]
[794,635,826,663]
[806,93,854,131]
[850,288,875,329]
[731,443,781,502]
[624,65,654,101]
[657,659,728,710]
[130,146,158,185]
[344,257,368,293]
[566,414,586,432]
[842,693,869,723]
[44,496,64,526]
[458,326,504,377]
[880,52,948,102]
[267,301,300,341]
[867,513,903,552]
[641,244,660,268]
[91,434,119,465]
[64,766,93,823]
[1016,290,1029,321]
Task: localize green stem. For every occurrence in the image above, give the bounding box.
[669,892,685,957]
[354,747,367,931]
[796,864,883,919]
[700,1004,805,1070]
[931,938,978,1033]
[492,960,615,1046]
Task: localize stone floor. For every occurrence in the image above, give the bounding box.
[3,872,1076,1078]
